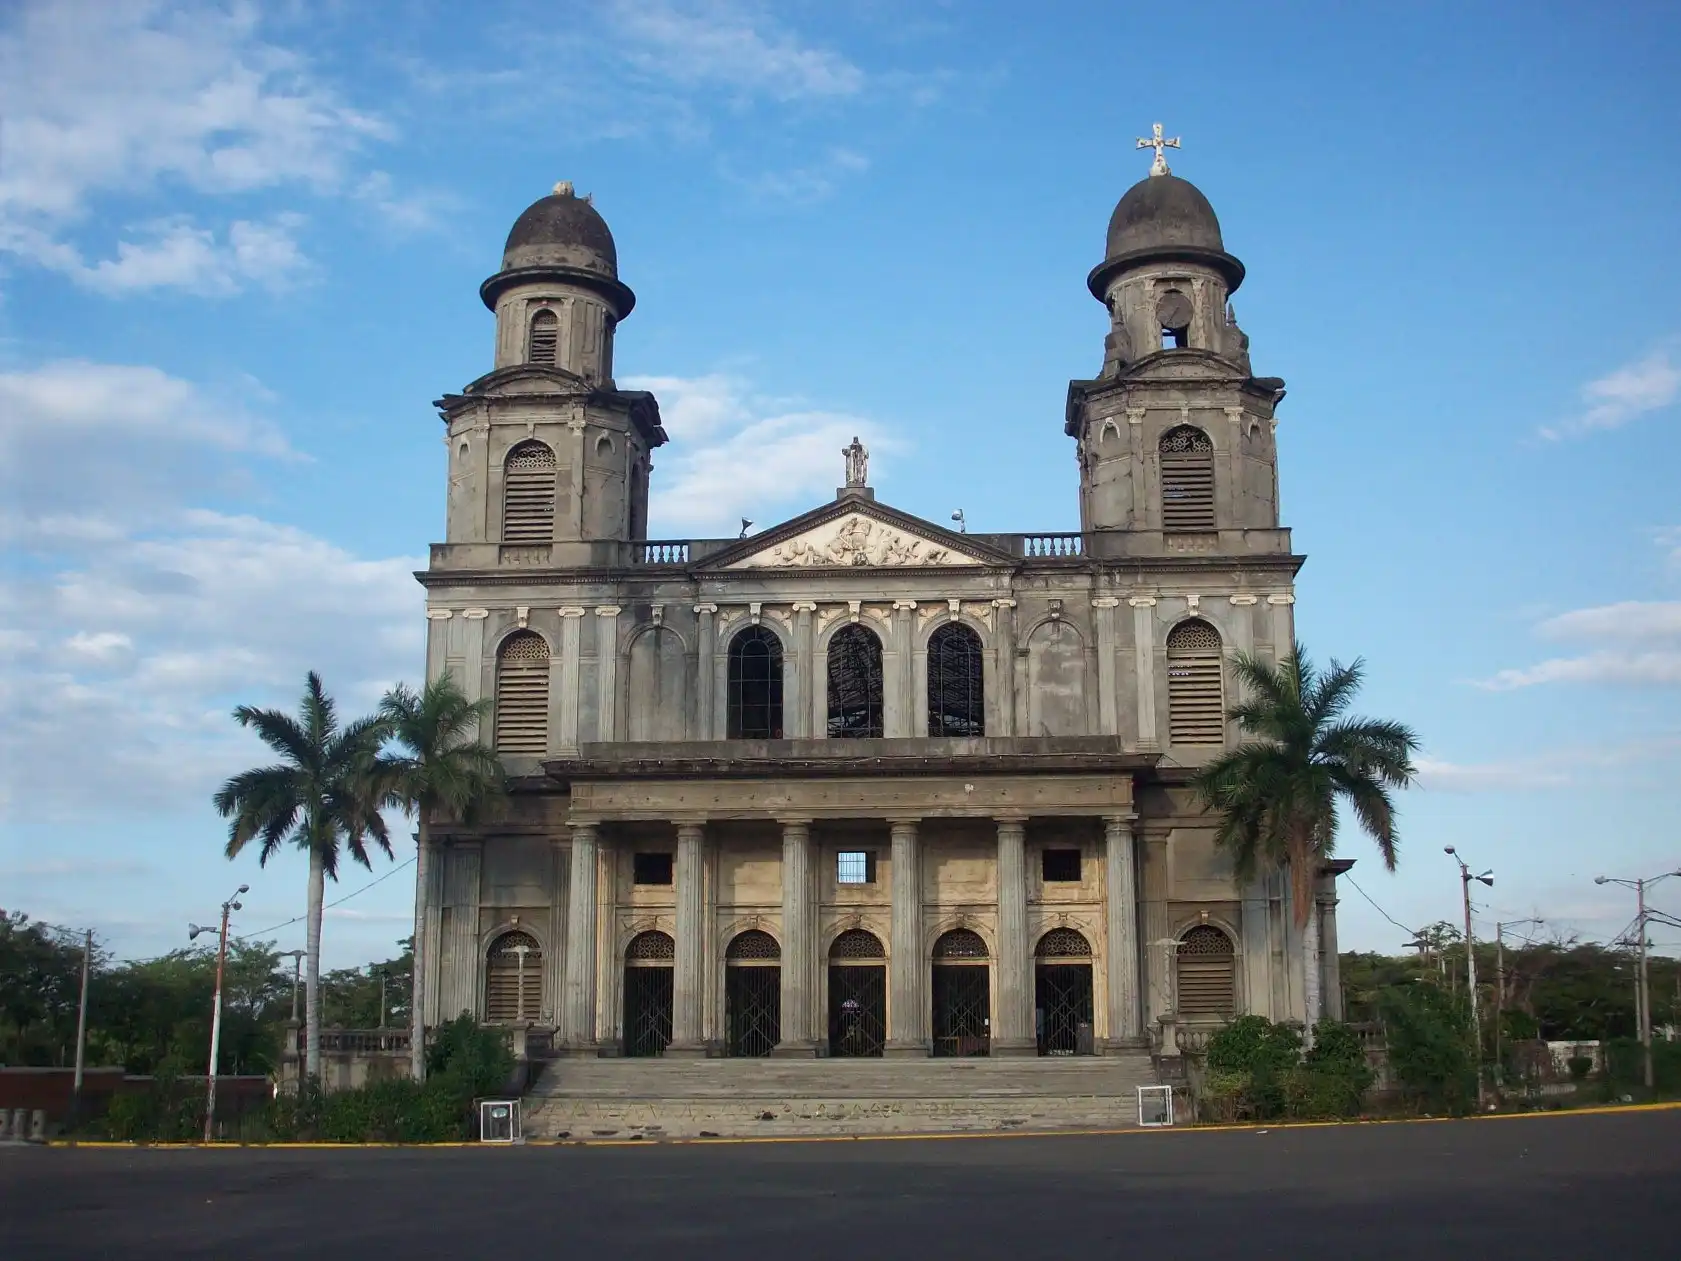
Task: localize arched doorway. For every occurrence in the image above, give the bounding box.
[827,929,886,1057]
[931,928,990,1057]
[725,930,781,1057]
[484,930,543,1024]
[623,931,674,1057]
[1034,927,1094,1055]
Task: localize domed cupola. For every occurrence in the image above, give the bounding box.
[1088,171,1244,299]
[480,182,635,382]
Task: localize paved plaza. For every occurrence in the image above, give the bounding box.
[2,1110,1675,1260]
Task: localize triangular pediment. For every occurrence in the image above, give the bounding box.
[706,498,1006,570]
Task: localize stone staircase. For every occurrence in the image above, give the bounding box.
[522,1054,1160,1140]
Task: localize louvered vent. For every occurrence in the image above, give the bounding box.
[495,631,550,754]
[527,310,558,365]
[485,931,542,1023]
[1160,426,1215,532]
[502,441,556,543]
[1167,619,1225,746]
[1176,925,1235,1019]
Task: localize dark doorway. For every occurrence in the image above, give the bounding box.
[623,930,674,1058]
[931,928,990,1056]
[1035,965,1094,1055]
[827,928,887,1057]
[724,929,781,1057]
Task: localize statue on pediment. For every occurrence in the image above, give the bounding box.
[843,435,869,488]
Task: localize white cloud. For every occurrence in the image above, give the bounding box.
[1416,739,1681,790]
[1480,599,1681,690]
[605,0,864,101]
[624,373,894,536]
[1542,345,1681,439]
[0,0,385,291]
[726,148,870,205]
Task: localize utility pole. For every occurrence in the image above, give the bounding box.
[1596,868,1681,1093]
[280,950,305,1023]
[1492,918,1543,1096]
[189,884,246,1144]
[70,929,92,1127]
[1445,848,1493,1108]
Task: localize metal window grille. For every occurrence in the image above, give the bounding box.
[1159,425,1215,532]
[725,929,781,961]
[828,929,885,960]
[931,965,990,1057]
[502,441,557,543]
[826,624,883,739]
[727,627,783,739]
[1041,848,1082,883]
[1167,619,1225,746]
[1176,925,1236,1019]
[494,631,550,754]
[623,966,672,1057]
[836,850,877,885]
[828,962,886,1057]
[484,931,542,1024]
[932,928,989,961]
[725,966,780,1057]
[1035,963,1094,1055]
[927,622,985,736]
[527,309,558,365]
[1035,927,1093,959]
[626,931,676,962]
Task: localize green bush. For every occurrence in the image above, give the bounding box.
[1600,1037,1681,1096]
[1566,1055,1593,1082]
[1204,1015,1302,1120]
[1376,984,1475,1115]
[1197,1069,1253,1124]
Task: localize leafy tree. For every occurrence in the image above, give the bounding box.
[214,672,394,1081]
[378,674,505,1080]
[1194,644,1419,1029]
[0,911,90,1065]
[1376,982,1476,1115]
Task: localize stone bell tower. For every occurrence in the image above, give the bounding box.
[433,183,666,567]
[1066,127,1288,560]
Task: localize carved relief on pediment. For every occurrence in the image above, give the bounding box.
[728,512,983,569]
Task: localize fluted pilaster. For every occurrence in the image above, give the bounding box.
[993,817,1034,1054]
[886,819,926,1055]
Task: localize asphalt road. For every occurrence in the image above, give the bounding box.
[3,1110,1676,1260]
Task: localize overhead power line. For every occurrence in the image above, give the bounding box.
[237,856,416,941]
[1343,874,1418,938]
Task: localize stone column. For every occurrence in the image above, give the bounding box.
[791,602,817,739]
[561,823,599,1051]
[546,837,570,1028]
[1142,831,1172,1027]
[1103,815,1141,1045]
[1318,881,1342,1022]
[993,817,1034,1055]
[1267,592,1295,658]
[1092,597,1120,736]
[670,822,707,1054]
[693,604,718,739]
[594,606,620,742]
[567,417,587,537]
[556,607,585,751]
[992,598,1016,736]
[1129,597,1157,749]
[886,818,926,1056]
[890,600,917,737]
[776,819,819,1054]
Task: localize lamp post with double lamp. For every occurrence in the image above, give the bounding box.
[188,883,248,1144]
[1444,847,1493,1106]
[1595,868,1681,1091]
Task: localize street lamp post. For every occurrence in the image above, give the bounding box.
[1596,869,1681,1091]
[189,883,248,1144]
[1445,848,1493,1107]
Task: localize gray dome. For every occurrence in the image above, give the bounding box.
[1088,172,1244,298]
[500,187,618,277]
[1105,173,1224,257]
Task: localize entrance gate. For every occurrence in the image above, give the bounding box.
[623,931,674,1057]
[827,929,886,1057]
[1034,927,1094,1056]
[724,930,781,1056]
[931,928,990,1057]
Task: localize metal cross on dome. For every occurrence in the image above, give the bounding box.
[1136,122,1181,177]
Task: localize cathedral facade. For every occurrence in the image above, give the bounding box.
[416,152,1346,1061]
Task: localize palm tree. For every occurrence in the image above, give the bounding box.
[1193,642,1419,1031]
[378,674,505,1081]
[213,672,393,1082]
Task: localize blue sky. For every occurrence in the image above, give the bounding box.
[2,1,1679,967]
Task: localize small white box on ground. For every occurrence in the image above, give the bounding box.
[1137,1085,1174,1128]
[479,1099,521,1143]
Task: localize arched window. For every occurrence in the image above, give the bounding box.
[495,631,550,754]
[1166,619,1225,746]
[932,928,989,961]
[829,929,886,960]
[726,930,781,962]
[485,931,542,1023]
[527,309,558,365]
[502,441,557,543]
[1159,426,1215,532]
[827,624,883,739]
[727,627,783,739]
[1035,927,1093,960]
[1176,925,1235,1019]
[627,930,676,962]
[927,622,984,737]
